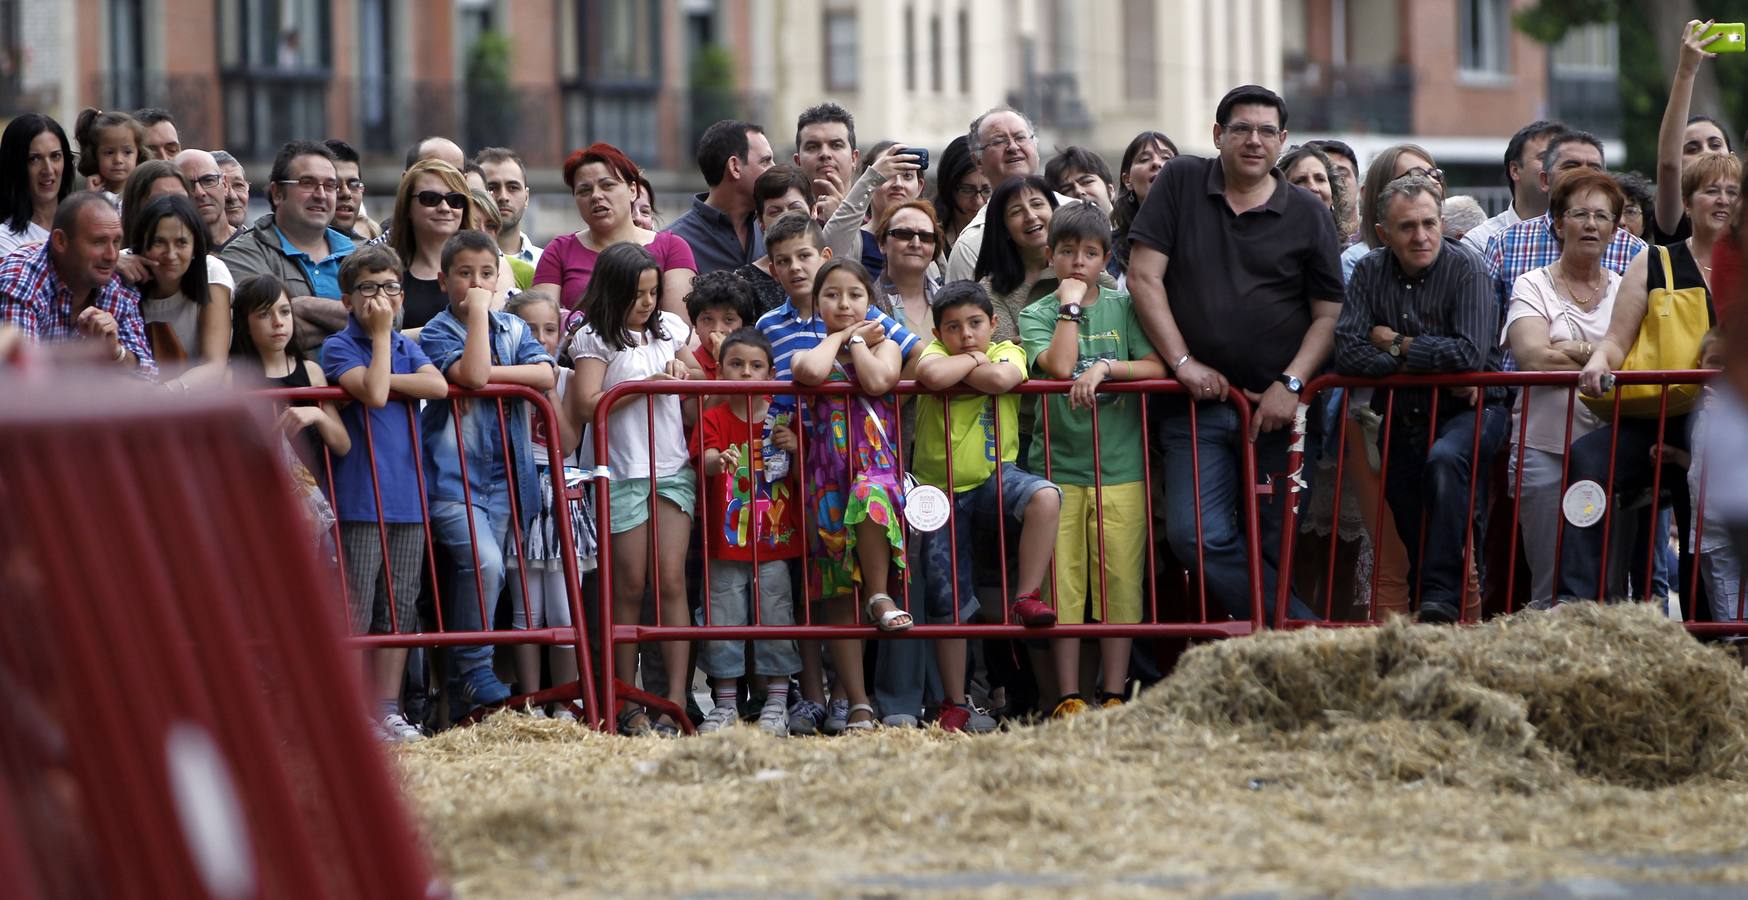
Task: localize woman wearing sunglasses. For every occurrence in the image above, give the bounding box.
[532,142,697,320]
[389,159,508,330]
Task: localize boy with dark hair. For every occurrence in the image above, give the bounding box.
[686,269,758,380]
[1045,146,1117,215]
[322,244,450,741]
[913,280,1062,731]
[418,229,556,720]
[1019,201,1165,719]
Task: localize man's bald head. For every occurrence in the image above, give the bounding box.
[405,136,465,171]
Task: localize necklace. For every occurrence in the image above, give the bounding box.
[1553,263,1602,308]
[1687,238,1715,290]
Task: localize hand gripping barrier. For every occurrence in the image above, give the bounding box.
[1273,370,1742,635]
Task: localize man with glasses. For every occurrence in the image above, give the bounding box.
[174,148,240,249]
[213,151,252,233]
[326,139,381,241]
[221,140,357,352]
[944,107,1077,282]
[1333,174,1508,624]
[1125,84,1344,625]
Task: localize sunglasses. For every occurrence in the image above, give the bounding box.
[415,190,467,210]
[884,227,938,244]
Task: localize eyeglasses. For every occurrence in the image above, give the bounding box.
[956,184,993,199]
[1622,205,1644,218]
[191,173,224,191]
[978,132,1035,154]
[340,178,365,193]
[277,176,339,194]
[1403,166,1445,184]
[1562,209,1617,225]
[884,227,938,245]
[1222,122,1283,141]
[352,281,404,298]
[416,190,467,210]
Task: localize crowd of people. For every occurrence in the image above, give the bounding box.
[2,21,1745,742]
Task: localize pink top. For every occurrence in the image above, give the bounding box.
[534,230,698,311]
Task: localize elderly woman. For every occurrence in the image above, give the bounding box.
[1505,169,1628,607]
[1562,151,1742,606]
[533,142,697,317]
[1279,144,1353,244]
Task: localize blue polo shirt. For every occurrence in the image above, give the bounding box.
[321,318,433,523]
[278,226,356,300]
[755,298,921,381]
[663,193,761,275]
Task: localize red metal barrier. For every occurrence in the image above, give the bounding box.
[589,378,1271,723]
[261,384,600,727]
[1275,370,1742,635]
[0,376,435,898]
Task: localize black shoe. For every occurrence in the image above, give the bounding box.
[1417,602,1459,625]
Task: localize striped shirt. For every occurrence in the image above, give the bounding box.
[1334,241,1505,414]
[0,242,156,378]
[1484,212,1644,371]
[755,298,921,381]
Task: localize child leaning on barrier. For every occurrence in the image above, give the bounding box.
[569,241,703,736]
[1018,201,1165,720]
[692,328,804,736]
[320,244,450,742]
[505,289,596,719]
[912,280,1063,732]
[418,230,556,723]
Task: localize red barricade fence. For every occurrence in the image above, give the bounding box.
[1275,370,1744,635]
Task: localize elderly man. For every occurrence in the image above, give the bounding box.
[220,140,356,351]
[665,119,776,274]
[1334,174,1508,624]
[403,135,466,171]
[0,191,153,377]
[213,151,250,232]
[174,149,239,248]
[944,107,1078,282]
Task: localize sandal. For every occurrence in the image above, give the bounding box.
[616,704,653,736]
[864,593,914,632]
[843,703,879,731]
[650,713,682,737]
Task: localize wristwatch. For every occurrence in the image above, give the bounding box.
[1389,333,1406,357]
[1057,303,1084,323]
[847,334,867,346]
[1276,372,1304,394]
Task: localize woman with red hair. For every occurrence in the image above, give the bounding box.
[533,143,697,317]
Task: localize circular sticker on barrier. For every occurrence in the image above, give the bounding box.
[904,483,951,532]
[1562,480,1607,528]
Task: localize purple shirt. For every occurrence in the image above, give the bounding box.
[533,230,698,312]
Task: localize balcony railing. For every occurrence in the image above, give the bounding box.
[1283,61,1415,135]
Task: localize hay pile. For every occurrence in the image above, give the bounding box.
[396,604,1748,897]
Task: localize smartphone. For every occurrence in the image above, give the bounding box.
[909,147,930,171]
[1701,22,1747,52]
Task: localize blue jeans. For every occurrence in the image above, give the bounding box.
[1381,406,1509,614]
[921,463,1058,624]
[1557,416,1692,602]
[1159,402,1314,623]
[431,499,522,696]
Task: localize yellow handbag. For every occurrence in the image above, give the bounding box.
[1581,244,1710,419]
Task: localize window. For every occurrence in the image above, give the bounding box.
[1122,0,1156,100]
[107,0,145,109]
[217,0,332,157]
[357,0,393,151]
[824,12,858,91]
[587,0,658,81]
[957,8,969,94]
[929,14,942,93]
[562,0,662,165]
[1459,0,1510,75]
[903,6,916,92]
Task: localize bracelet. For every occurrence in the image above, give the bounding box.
[1170,353,1191,372]
[112,343,126,362]
[1099,358,1114,377]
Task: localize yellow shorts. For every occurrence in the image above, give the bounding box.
[1043,481,1147,625]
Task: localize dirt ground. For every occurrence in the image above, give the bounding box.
[394,604,1748,897]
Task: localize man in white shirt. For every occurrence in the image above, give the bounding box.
[944,108,1076,282]
[1461,120,1564,256]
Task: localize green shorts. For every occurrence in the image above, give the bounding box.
[608,471,697,534]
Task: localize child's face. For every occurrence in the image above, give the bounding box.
[934,303,995,356]
[769,236,830,304]
[248,293,295,356]
[627,267,661,329]
[440,248,498,310]
[719,342,772,381]
[816,268,871,333]
[1049,236,1112,286]
[1700,338,1726,371]
[516,301,563,356]
[97,126,137,189]
[345,269,404,313]
[692,303,743,358]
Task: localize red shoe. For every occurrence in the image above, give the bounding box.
[1011,592,1057,627]
[936,704,972,733]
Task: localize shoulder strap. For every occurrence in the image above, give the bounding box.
[1654,244,1676,294]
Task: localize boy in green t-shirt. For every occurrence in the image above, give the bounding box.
[913,281,1063,731]
[1017,201,1165,719]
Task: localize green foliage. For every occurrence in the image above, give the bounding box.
[688,45,741,150]
[1512,0,1618,43]
[465,31,515,155]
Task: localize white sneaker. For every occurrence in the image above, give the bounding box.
[758,701,789,736]
[522,703,549,719]
[697,704,740,733]
[379,712,424,743]
[553,703,580,723]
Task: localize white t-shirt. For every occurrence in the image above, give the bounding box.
[1503,265,1619,454]
[569,310,692,479]
[137,255,237,362]
[0,221,49,258]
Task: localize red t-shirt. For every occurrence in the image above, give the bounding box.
[696,402,801,561]
[690,344,719,381]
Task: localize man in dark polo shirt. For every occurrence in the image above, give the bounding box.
[664,119,776,274]
[1333,174,1508,624]
[1126,84,1343,624]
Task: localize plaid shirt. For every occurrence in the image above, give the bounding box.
[1485,212,1644,371]
[0,243,155,377]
